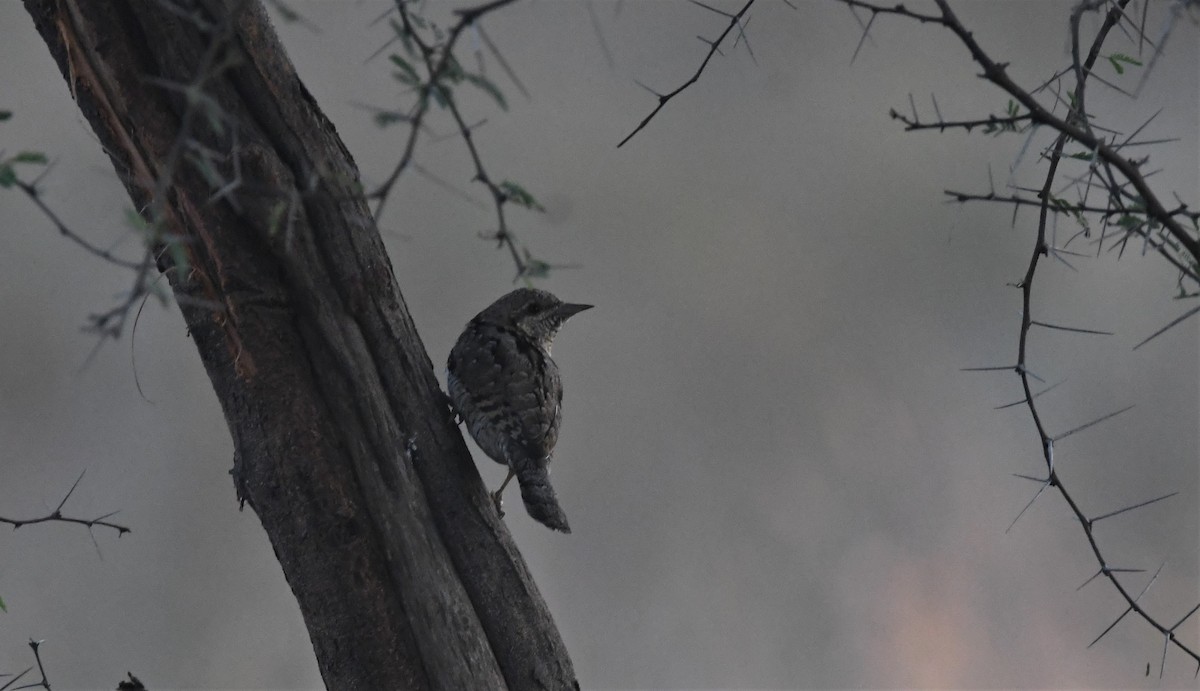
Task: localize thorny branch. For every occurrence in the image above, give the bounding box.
[842,0,1200,675]
[370,0,561,281]
[617,0,760,147]
[0,156,160,350]
[0,639,52,691]
[0,471,130,537]
[1,6,253,350]
[845,0,1199,265]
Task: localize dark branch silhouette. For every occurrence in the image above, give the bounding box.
[617,0,757,147]
[367,0,570,281]
[841,0,1200,674]
[0,471,130,536]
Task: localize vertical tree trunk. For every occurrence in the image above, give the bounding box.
[20,1,577,688]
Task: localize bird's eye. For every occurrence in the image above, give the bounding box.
[524,303,540,315]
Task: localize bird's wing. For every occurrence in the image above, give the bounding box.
[491,328,561,463]
[448,323,562,464]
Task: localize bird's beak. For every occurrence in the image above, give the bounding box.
[557,302,593,320]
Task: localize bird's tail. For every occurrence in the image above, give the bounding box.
[514,459,571,533]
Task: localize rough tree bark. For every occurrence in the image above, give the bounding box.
[21,1,577,689]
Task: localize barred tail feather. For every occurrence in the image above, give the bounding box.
[515,462,570,533]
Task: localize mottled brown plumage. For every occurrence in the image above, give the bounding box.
[447,288,591,533]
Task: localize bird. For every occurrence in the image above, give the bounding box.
[447,288,591,533]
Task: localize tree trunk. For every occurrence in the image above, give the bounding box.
[20,1,577,688]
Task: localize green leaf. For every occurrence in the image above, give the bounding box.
[0,110,12,121]
[166,237,190,281]
[1106,52,1142,75]
[389,54,420,85]
[13,151,47,165]
[125,207,151,233]
[428,83,453,109]
[442,55,465,84]
[185,151,223,191]
[373,110,410,128]
[387,18,418,58]
[522,256,552,279]
[464,73,507,111]
[1065,150,1093,160]
[0,594,6,612]
[1049,196,1074,212]
[1115,214,1142,231]
[0,164,15,189]
[126,209,190,277]
[266,200,288,237]
[500,181,545,212]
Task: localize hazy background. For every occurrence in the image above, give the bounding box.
[1,1,1196,688]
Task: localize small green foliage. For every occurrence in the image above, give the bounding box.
[373,110,410,127]
[388,19,417,58]
[0,594,6,612]
[390,54,420,86]
[0,110,12,121]
[500,181,544,212]
[186,151,223,191]
[1049,196,1073,213]
[199,99,228,138]
[165,238,190,283]
[521,255,553,280]
[1106,52,1142,75]
[0,150,48,189]
[126,208,190,280]
[442,55,465,84]
[982,100,1026,136]
[125,207,151,233]
[1065,150,1094,160]
[1047,195,1088,228]
[13,151,47,165]
[428,83,453,109]
[1115,214,1143,231]
[518,247,556,280]
[464,73,507,111]
[267,199,288,237]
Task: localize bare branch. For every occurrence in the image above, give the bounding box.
[1078,566,1145,591]
[1132,303,1200,350]
[1005,479,1051,534]
[843,0,1200,668]
[994,379,1065,410]
[1090,492,1178,523]
[1029,319,1113,335]
[0,471,131,536]
[1052,404,1135,442]
[617,0,756,147]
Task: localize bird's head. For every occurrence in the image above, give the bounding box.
[481,288,592,348]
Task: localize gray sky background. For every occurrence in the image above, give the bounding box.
[0,1,1197,689]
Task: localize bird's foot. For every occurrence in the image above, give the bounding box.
[491,490,506,517]
[442,391,463,425]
